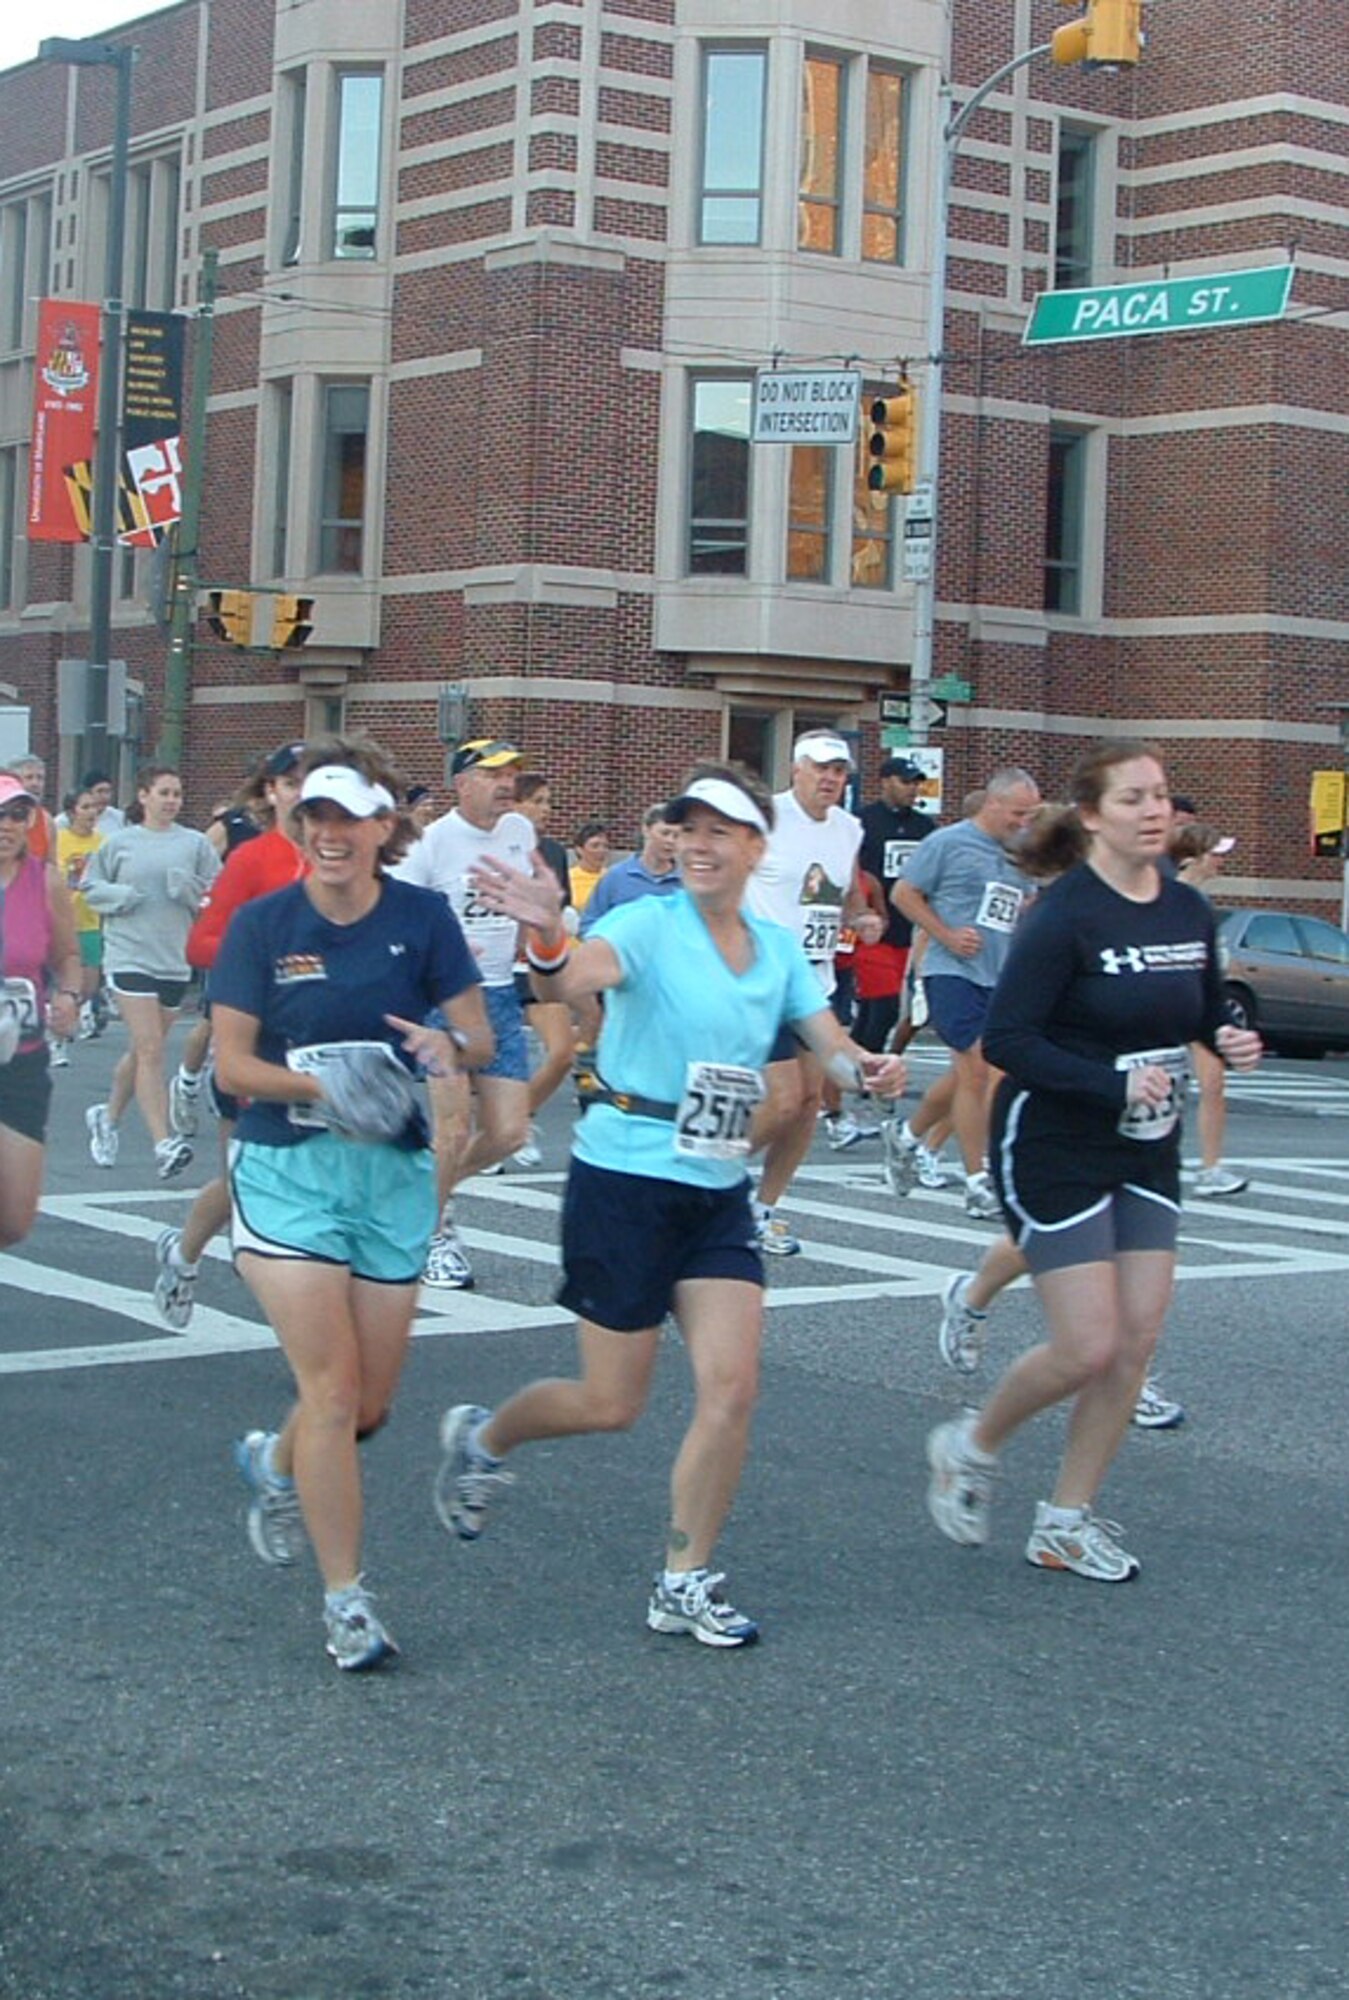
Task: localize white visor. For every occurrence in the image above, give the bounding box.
[667,777,769,834]
[1210,836,1236,856]
[793,732,853,767]
[299,765,395,819]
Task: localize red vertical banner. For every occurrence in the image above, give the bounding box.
[27,299,102,544]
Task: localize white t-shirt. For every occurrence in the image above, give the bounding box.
[744,790,862,997]
[395,808,536,987]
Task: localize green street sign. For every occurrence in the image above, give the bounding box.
[930,674,973,703]
[1023,265,1294,347]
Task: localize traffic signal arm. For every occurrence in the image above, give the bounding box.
[1053,0,1143,69]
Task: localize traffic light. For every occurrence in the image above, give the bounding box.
[204,589,253,647]
[1053,0,1144,69]
[867,384,919,496]
[270,594,314,650]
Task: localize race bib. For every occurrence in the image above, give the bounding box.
[1114,1045,1189,1142]
[975,881,1024,933]
[883,838,921,880]
[284,1039,403,1129]
[674,1061,765,1159]
[801,906,842,963]
[0,977,40,1034]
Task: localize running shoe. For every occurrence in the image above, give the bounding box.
[232,1430,305,1565]
[646,1570,759,1648]
[916,1146,951,1190]
[1025,1504,1140,1582]
[86,1102,118,1168]
[432,1404,514,1541]
[323,1583,399,1672]
[754,1210,801,1257]
[153,1226,198,1331]
[937,1272,987,1376]
[1192,1164,1249,1198]
[0,1000,20,1067]
[513,1125,543,1168]
[824,1115,864,1151]
[77,1003,98,1041]
[926,1417,997,1547]
[423,1222,474,1289]
[963,1171,1001,1221]
[1132,1377,1186,1429]
[154,1134,194,1181]
[48,1038,70,1069]
[881,1119,920,1197]
[169,1069,202,1137]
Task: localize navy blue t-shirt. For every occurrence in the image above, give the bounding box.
[210,874,480,1146]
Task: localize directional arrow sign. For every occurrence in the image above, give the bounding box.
[1023,265,1294,347]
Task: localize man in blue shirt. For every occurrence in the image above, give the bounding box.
[578,802,680,933]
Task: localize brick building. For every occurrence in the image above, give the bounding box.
[0,0,1344,906]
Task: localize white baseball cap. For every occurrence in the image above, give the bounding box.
[299,764,395,819]
[793,731,853,767]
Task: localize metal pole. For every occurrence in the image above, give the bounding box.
[85,45,134,779]
[908,46,1051,749]
[159,245,217,766]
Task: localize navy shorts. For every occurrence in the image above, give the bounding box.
[991,1084,1182,1274]
[0,1047,54,1144]
[558,1158,763,1332]
[924,975,991,1053]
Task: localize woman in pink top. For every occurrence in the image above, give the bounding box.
[0,772,81,1244]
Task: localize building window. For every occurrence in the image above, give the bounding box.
[862,65,907,264]
[2,202,28,350]
[280,69,307,266]
[726,708,776,778]
[799,54,845,254]
[688,378,752,575]
[332,71,383,259]
[268,380,293,578]
[1044,427,1087,613]
[698,48,767,245]
[1055,128,1095,289]
[0,447,17,608]
[787,446,833,581]
[851,387,893,588]
[318,382,370,573]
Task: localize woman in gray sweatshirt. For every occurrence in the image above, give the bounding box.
[81,764,220,1178]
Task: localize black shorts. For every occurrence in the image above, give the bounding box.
[991,1083,1181,1272]
[0,1047,54,1144]
[557,1158,763,1332]
[108,971,190,1009]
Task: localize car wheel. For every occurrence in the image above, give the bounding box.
[1222,983,1259,1034]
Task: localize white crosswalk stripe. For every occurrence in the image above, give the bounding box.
[1,1148,1344,1375]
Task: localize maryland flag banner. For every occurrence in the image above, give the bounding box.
[28,299,101,544]
[118,308,185,547]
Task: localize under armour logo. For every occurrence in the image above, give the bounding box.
[1100,946,1146,975]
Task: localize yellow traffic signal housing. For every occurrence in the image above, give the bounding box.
[1053,0,1143,69]
[867,386,919,496]
[270,594,314,650]
[204,588,253,647]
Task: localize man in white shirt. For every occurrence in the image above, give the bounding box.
[743,731,882,1255]
[397,739,536,1287]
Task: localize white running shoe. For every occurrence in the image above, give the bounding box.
[424,1220,474,1289]
[323,1583,399,1672]
[1132,1377,1186,1429]
[646,1570,759,1648]
[433,1404,514,1541]
[77,1003,98,1041]
[48,1039,70,1069]
[1192,1164,1249,1198]
[916,1146,951,1190]
[169,1069,202,1137]
[963,1171,1001,1221]
[513,1126,543,1168]
[1025,1504,1140,1582]
[153,1226,198,1331]
[233,1430,305,1565]
[154,1134,193,1181]
[86,1103,118,1168]
[937,1272,987,1376]
[881,1120,921,1197]
[754,1210,801,1257]
[824,1115,864,1151]
[926,1417,997,1546]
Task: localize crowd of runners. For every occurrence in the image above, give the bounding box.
[0,729,1260,1671]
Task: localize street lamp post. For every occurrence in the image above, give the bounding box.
[39,37,134,779]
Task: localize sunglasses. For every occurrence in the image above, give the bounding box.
[0,803,34,822]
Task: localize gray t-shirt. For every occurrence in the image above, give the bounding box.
[81,823,220,978]
[899,819,1030,988]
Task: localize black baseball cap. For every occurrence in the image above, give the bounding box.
[880,756,924,782]
[264,740,306,778]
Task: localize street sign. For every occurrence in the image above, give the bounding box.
[901,481,934,581]
[751,369,861,444]
[879,694,910,724]
[882,692,950,730]
[930,673,973,703]
[1023,265,1294,347]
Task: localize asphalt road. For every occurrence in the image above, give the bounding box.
[2,1030,1347,2000]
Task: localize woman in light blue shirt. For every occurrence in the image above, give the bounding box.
[432,763,906,1650]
